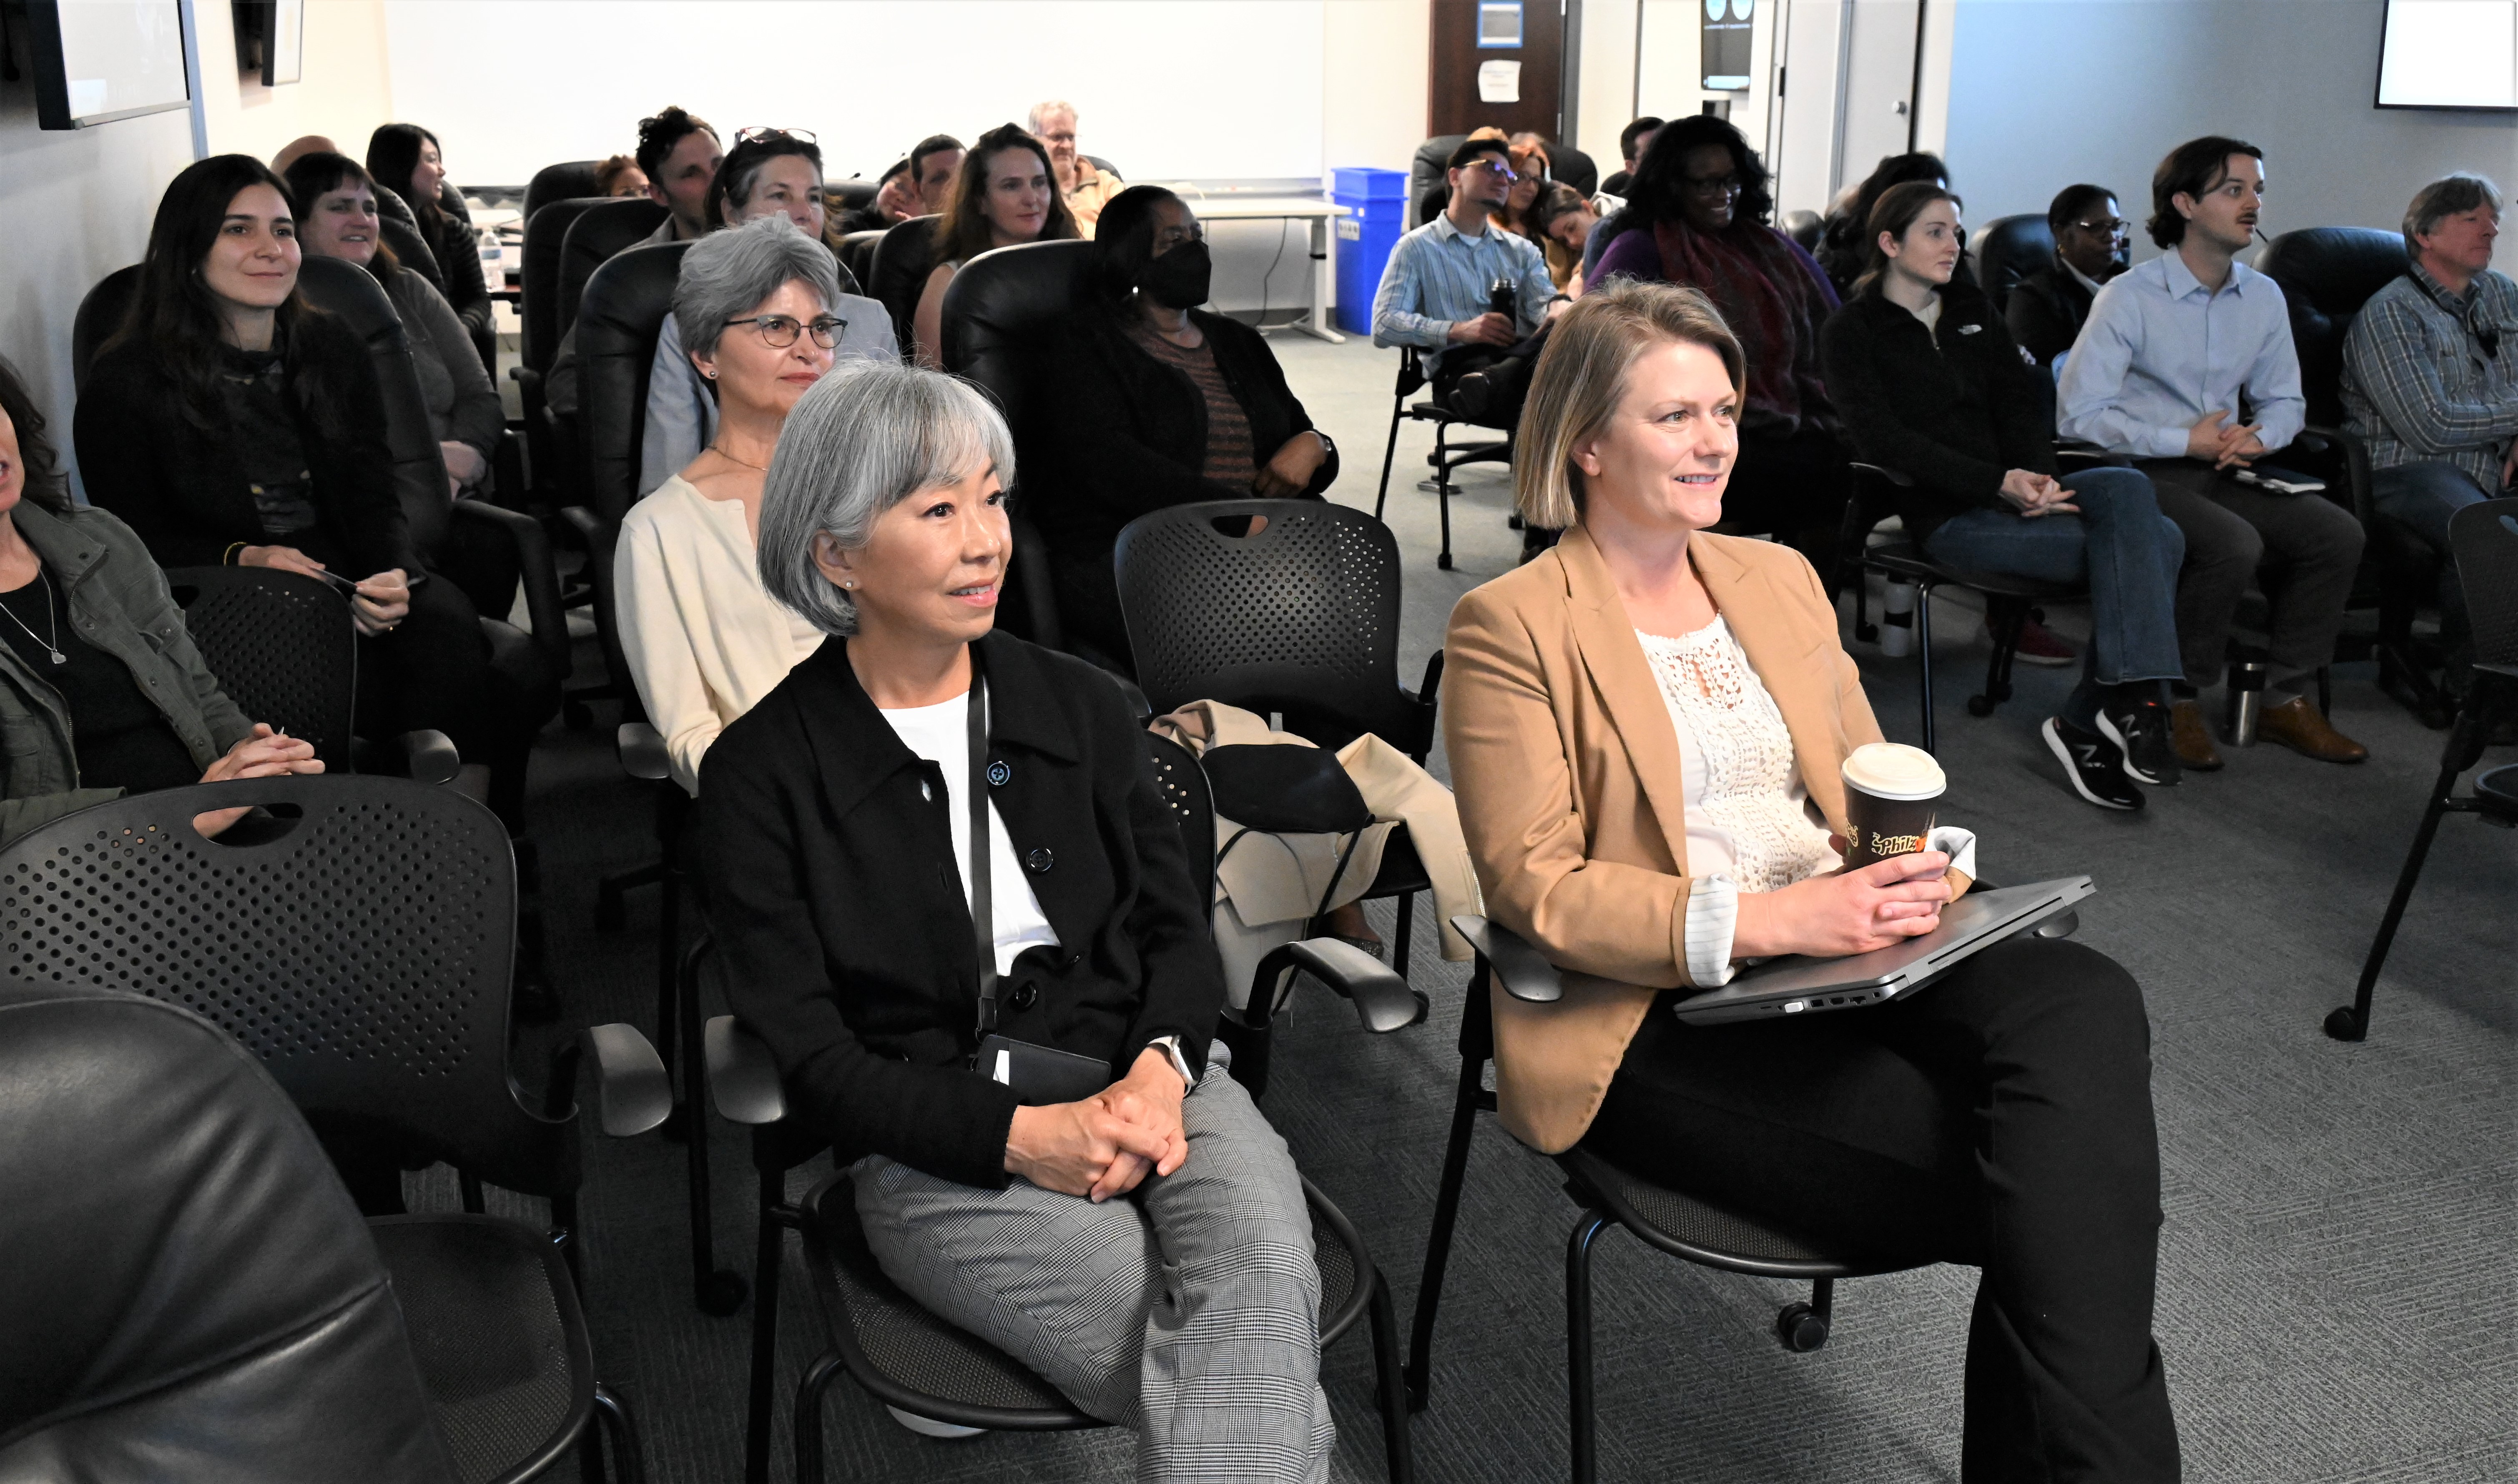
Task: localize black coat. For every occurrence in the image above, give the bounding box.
[2006,261,2097,368]
[75,313,421,577]
[1819,277,2056,540]
[695,629,1223,1188]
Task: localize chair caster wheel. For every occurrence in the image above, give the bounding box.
[1966,694,1995,717]
[563,701,594,732]
[697,1269,749,1317]
[1775,1301,1830,1352]
[2323,1006,2366,1042]
[1437,553,1453,571]
[1991,681,2014,702]
[1855,623,1879,644]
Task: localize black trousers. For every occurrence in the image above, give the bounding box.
[351,573,502,767]
[1725,424,1854,587]
[1584,936,2181,1482]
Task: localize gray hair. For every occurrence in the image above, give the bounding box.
[1027,99,1077,134]
[757,361,1017,636]
[2404,172,2503,259]
[673,215,843,363]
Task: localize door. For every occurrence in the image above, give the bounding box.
[1837,0,1923,193]
[1430,0,1566,139]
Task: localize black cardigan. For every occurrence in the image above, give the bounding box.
[75,313,421,577]
[1021,306,1335,553]
[1818,277,2056,540]
[695,630,1224,1188]
[2006,261,2097,368]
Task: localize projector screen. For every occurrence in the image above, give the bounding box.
[380,0,1329,186]
[2377,0,2518,109]
[26,0,193,130]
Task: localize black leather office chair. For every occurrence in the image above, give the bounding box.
[2257,225,2449,723]
[823,178,878,217]
[374,213,447,299]
[1408,135,1468,229]
[938,238,1095,648]
[0,981,463,1483]
[1085,152,1122,179]
[2326,496,2518,1042]
[514,196,611,505]
[835,226,887,294]
[1973,213,2055,320]
[1545,140,1598,198]
[524,159,602,226]
[1782,208,1823,253]
[0,775,671,1484]
[558,198,672,345]
[869,214,942,359]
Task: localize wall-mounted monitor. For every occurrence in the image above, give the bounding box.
[2377,0,2517,110]
[231,0,303,86]
[23,0,193,130]
[1702,0,1756,93]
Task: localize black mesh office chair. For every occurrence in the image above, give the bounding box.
[701,729,1420,1484]
[868,214,943,359]
[2327,496,2518,1042]
[1375,346,1513,572]
[1412,916,1935,1484]
[2258,226,2452,724]
[0,981,463,1482]
[1114,498,1442,982]
[1972,213,2055,320]
[939,238,1098,648]
[0,776,671,1483]
[524,161,603,226]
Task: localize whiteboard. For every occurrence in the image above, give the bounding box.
[379,1,1328,185]
[2377,0,2517,109]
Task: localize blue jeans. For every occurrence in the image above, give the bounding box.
[1921,466,2185,688]
[2372,459,2495,654]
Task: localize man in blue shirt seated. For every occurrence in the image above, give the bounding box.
[2059,135,2367,770]
[2342,171,2515,699]
[1371,137,1561,420]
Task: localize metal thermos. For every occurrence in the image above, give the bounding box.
[1489,278,1516,327]
[2225,658,2268,746]
[1879,581,1917,658]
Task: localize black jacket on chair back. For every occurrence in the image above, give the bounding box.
[0,983,457,1481]
[695,629,1222,1190]
[1819,276,2056,541]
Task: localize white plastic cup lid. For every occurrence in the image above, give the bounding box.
[1841,742,1946,801]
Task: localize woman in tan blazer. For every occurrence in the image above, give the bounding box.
[1444,279,2179,1479]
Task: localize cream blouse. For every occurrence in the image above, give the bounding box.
[615,474,826,795]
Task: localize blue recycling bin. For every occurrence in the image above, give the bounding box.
[1332,167,1408,337]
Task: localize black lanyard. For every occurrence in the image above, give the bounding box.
[967,660,999,1042]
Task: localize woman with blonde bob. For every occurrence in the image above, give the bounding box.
[1444,278,2180,1478]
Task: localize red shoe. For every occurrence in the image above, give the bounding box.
[2010,617,2076,667]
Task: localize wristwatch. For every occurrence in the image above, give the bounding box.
[1147,1034,1197,1092]
[1313,430,1338,462]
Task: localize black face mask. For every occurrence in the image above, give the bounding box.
[1138,239,1212,309]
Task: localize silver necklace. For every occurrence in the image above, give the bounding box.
[1,571,66,665]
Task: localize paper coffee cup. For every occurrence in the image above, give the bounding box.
[1840,742,1946,868]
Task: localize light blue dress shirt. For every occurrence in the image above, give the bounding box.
[2056,251,2305,460]
[1370,213,1554,379]
[638,294,899,498]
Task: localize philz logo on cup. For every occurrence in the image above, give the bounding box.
[1840,742,1946,869]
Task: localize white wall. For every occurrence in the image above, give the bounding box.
[1941,0,2516,256]
[1323,0,1429,173]
[1574,0,1641,169]
[193,0,396,165]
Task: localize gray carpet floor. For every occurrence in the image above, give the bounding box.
[483,329,2514,1483]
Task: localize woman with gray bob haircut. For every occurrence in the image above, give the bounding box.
[614,215,846,795]
[705,363,1338,1474]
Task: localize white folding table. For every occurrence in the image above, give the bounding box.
[1170,193,1353,343]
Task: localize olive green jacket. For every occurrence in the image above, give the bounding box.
[0,502,254,844]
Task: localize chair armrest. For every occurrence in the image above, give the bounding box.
[2299,423,2376,526]
[1102,668,1152,721]
[1410,649,1445,711]
[1850,461,1915,488]
[353,729,462,785]
[617,722,670,783]
[580,1023,672,1137]
[1450,914,1564,1003]
[449,499,571,681]
[1249,938,1428,1035]
[705,1015,788,1125]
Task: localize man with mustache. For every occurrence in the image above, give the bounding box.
[2060,135,2368,770]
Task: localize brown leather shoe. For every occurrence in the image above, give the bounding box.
[2259,694,2369,763]
[2169,699,2224,771]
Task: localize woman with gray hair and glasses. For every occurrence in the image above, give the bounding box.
[695,360,1336,1476]
[616,215,845,794]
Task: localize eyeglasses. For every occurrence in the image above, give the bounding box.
[736,126,817,145]
[1682,172,1744,199]
[2072,217,2132,237]
[725,313,847,348]
[1465,160,1519,182]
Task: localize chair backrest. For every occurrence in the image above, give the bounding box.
[521,196,606,374]
[939,238,1095,425]
[1085,153,1121,180]
[2452,496,2518,669]
[1115,499,1430,754]
[825,178,878,215]
[1781,209,1823,253]
[2256,226,2409,429]
[1973,213,2054,320]
[576,241,691,526]
[376,213,446,298]
[557,197,671,342]
[1408,135,1469,230]
[1546,141,1599,199]
[836,227,888,294]
[70,265,140,393]
[0,982,459,1482]
[0,775,577,1197]
[164,566,357,767]
[294,254,454,558]
[869,215,944,357]
[1142,731,1218,907]
[523,159,603,226]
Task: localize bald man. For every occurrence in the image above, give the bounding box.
[271,135,338,175]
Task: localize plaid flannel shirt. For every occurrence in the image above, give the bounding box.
[2340,263,2518,495]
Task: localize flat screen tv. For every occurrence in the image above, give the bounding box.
[232,0,303,86]
[2376,0,2517,110]
[23,0,193,130]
